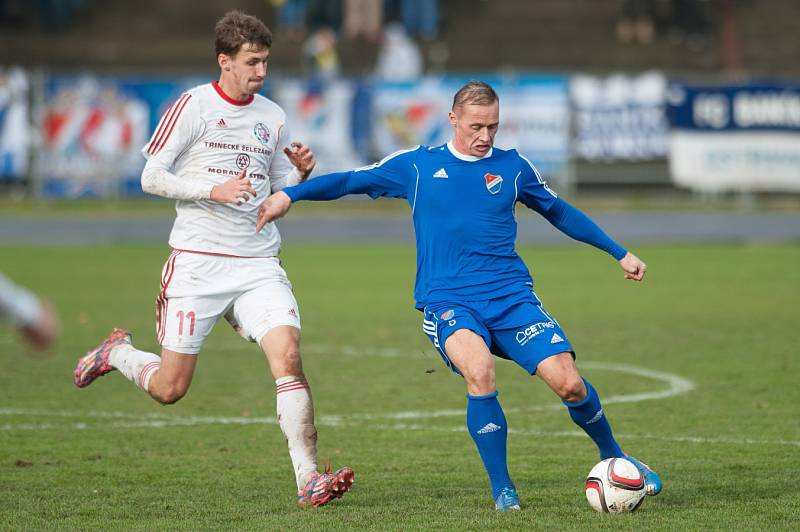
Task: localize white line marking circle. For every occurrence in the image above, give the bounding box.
[2,356,796,446]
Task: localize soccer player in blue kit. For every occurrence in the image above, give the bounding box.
[257,81,662,511]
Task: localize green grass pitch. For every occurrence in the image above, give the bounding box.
[1,243,798,530]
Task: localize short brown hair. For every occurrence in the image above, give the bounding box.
[452,80,499,110]
[215,10,273,57]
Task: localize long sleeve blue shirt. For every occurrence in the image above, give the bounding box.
[284,143,627,309]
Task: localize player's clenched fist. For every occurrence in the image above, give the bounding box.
[256,191,293,232]
[210,167,257,204]
[284,142,315,180]
[619,252,647,281]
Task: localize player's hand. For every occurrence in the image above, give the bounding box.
[19,300,60,353]
[619,252,647,282]
[210,168,257,204]
[256,191,293,232]
[284,142,315,181]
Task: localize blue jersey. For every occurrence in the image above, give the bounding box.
[283,142,626,309]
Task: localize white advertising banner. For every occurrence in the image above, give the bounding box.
[670,132,800,192]
[494,82,570,178]
[571,71,668,161]
[371,78,452,157]
[36,76,150,197]
[372,76,570,180]
[0,67,30,180]
[272,79,363,175]
[668,82,800,192]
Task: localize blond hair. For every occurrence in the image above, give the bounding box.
[452,80,498,110]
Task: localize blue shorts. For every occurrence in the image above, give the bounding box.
[421,290,574,375]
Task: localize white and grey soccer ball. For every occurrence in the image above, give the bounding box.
[585,457,646,513]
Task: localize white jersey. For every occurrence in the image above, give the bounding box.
[141,81,298,257]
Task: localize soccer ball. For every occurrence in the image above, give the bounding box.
[584,457,646,513]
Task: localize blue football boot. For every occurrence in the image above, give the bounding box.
[494,487,521,511]
[625,455,662,496]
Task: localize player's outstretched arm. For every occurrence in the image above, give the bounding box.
[256,168,371,232]
[619,252,647,282]
[210,168,257,204]
[256,151,415,232]
[538,198,628,259]
[256,191,293,232]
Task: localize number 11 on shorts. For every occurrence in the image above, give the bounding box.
[176,310,196,336]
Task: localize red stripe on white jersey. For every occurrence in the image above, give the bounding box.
[147,93,190,154]
[148,94,191,156]
[151,94,192,155]
[146,102,175,155]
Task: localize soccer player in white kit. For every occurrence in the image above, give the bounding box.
[72,10,353,508]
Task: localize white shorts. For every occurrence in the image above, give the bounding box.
[155,250,300,354]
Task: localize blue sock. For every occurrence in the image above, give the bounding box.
[466,391,514,499]
[564,378,624,460]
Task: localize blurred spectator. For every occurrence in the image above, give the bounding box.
[270,0,309,40]
[0,67,30,181]
[350,81,372,161]
[0,0,29,28]
[306,0,342,32]
[616,0,656,45]
[374,22,422,81]
[344,0,382,41]
[303,26,341,81]
[0,273,60,352]
[383,0,400,21]
[36,0,85,32]
[667,0,713,52]
[398,0,438,41]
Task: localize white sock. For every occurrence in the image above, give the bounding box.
[109,343,161,392]
[276,376,318,489]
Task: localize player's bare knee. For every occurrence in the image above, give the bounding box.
[558,377,587,403]
[156,389,185,405]
[464,365,495,394]
[151,382,188,405]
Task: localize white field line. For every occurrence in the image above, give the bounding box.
[1,418,798,448]
[578,361,696,406]
[369,424,800,448]
[2,358,796,447]
[0,360,691,423]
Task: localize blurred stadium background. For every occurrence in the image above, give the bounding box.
[0,0,798,204]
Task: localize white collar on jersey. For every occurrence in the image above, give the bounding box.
[446,140,493,161]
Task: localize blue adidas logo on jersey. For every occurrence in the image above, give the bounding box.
[485,173,503,195]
